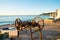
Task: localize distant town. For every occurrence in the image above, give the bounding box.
[41,9,60,19]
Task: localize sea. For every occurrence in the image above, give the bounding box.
[0,15,50,25]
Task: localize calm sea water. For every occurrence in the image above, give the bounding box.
[0,15,50,25]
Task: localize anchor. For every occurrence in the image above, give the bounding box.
[15,16,44,40]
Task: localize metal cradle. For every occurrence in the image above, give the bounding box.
[15,16,44,40]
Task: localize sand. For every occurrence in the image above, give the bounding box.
[0,22,60,40]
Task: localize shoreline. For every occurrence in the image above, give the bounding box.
[0,22,60,31]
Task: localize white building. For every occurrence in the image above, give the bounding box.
[56,9,60,19]
[41,9,60,19]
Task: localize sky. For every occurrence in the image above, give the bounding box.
[0,0,60,15]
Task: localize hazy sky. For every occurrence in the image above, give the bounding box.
[0,0,60,15]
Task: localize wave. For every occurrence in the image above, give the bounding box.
[0,21,14,26]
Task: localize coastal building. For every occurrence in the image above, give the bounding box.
[40,9,60,19]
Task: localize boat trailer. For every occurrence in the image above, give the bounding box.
[15,17,44,40]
